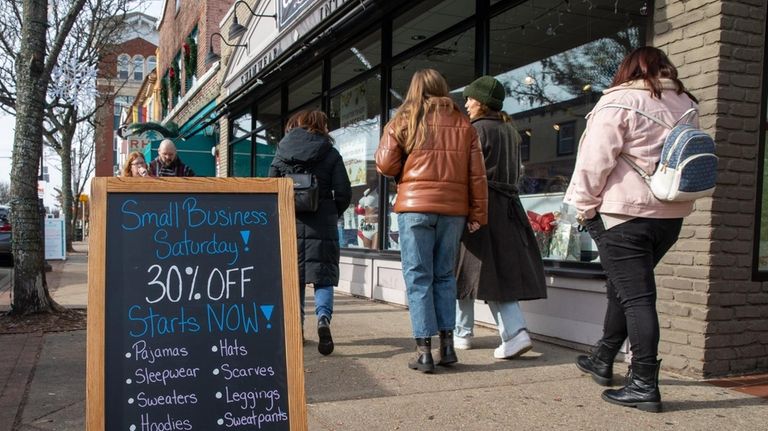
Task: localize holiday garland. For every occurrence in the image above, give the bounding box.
[183,36,197,79]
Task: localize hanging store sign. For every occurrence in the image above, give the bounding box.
[226,0,351,95]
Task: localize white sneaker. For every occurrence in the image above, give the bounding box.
[494,331,533,359]
[453,335,472,350]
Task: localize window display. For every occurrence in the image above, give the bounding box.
[329,77,381,249]
[489,0,649,262]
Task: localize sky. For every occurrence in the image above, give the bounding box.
[0,1,165,209]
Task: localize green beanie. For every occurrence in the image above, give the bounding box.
[462,76,505,111]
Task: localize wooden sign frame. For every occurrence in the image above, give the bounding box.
[86,177,307,430]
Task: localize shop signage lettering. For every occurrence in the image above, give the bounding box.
[240,46,283,87]
[228,0,350,94]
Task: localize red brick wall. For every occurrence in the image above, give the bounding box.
[157,0,234,97]
[94,37,158,177]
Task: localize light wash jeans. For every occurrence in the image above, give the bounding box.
[455,297,527,342]
[398,212,466,338]
[300,284,334,324]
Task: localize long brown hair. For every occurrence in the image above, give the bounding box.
[121,151,146,177]
[388,68,457,154]
[471,103,515,124]
[611,47,688,99]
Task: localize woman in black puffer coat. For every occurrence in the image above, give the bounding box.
[269,110,351,356]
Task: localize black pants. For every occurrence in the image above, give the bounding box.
[585,216,683,363]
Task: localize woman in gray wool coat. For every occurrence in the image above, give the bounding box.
[454,76,547,359]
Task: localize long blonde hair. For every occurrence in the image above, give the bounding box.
[388,69,457,154]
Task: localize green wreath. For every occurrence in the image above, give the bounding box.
[184,36,197,78]
[169,63,181,98]
[160,77,169,110]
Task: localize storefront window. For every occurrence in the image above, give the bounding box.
[392,0,474,57]
[288,64,322,110]
[331,30,381,88]
[230,112,252,177]
[756,27,768,276]
[489,0,648,262]
[329,77,381,249]
[254,126,280,177]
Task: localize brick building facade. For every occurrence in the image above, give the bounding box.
[94,14,158,177]
[652,0,768,377]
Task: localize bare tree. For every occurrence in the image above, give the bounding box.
[0,0,87,315]
[45,0,129,252]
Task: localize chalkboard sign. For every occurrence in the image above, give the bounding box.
[87,178,306,430]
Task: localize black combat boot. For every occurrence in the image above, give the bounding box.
[408,337,435,373]
[575,342,619,386]
[317,315,334,356]
[602,360,662,413]
[437,330,458,366]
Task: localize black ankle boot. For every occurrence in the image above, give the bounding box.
[602,360,662,413]
[437,330,458,366]
[576,342,618,386]
[317,316,334,356]
[408,337,434,373]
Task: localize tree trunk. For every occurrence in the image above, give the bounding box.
[56,116,77,252]
[10,0,61,315]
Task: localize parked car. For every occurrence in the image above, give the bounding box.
[0,205,11,260]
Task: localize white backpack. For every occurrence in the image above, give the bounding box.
[598,103,718,202]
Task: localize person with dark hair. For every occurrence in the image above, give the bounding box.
[269,110,352,356]
[453,75,547,359]
[149,139,195,177]
[565,46,698,412]
[376,68,488,373]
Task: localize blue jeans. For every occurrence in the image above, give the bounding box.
[398,212,466,338]
[585,215,682,363]
[300,284,334,324]
[455,298,527,342]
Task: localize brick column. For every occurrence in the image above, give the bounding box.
[653,0,768,378]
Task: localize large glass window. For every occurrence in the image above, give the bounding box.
[329,77,381,249]
[117,54,130,80]
[331,30,381,88]
[133,55,144,81]
[392,0,474,57]
[490,0,649,262]
[288,64,322,110]
[755,21,768,277]
[391,27,475,110]
[230,112,252,177]
[255,92,281,177]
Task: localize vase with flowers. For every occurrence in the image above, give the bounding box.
[527,210,556,258]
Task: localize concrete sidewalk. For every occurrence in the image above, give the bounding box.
[2,244,768,430]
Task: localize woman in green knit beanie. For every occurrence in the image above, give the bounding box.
[453,75,547,360]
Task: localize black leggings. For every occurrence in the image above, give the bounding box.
[585,216,683,363]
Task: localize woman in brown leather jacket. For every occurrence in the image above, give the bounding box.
[376,69,487,373]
